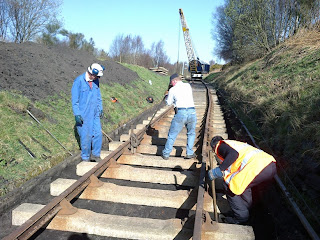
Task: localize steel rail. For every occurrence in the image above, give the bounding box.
[4,102,173,240]
[193,82,213,239]
[4,151,120,240]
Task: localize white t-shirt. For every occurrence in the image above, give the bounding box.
[85,72,92,82]
[166,81,195,108]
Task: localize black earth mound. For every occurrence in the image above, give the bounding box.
[0,41,139,101]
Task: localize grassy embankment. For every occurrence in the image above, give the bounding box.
[205,29,320,225]
[0,64,169,196]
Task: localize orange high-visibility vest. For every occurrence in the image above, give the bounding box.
[215,140,276,195]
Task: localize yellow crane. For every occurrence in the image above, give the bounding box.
[179,8,203,80]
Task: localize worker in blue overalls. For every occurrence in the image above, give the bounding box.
[71,63,105,162]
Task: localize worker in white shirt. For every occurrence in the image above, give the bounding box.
[162,73,197,160]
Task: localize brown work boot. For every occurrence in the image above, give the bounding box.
[184,153,196,159]
[90,155,102,162]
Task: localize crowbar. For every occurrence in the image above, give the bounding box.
[146,97,165,131]
[209,150,219,222]
[102,129,113,142]
[26,110,73,156]
[18,139,36,158]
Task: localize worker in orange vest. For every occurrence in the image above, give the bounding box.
[208,136,277,224]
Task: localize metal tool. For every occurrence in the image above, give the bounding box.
[101,129,113,142]
[26,110,73,156]
[145,97,165,131]
[100,115,113,142]
[18,139,36,158]
[209,150,218,222]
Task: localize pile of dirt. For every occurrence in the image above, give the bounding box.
[0,41,139,101]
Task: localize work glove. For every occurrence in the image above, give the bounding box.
[75,115,83,125]
[99,110,104,118]
[208,167,223,181]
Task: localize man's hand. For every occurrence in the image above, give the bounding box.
[75,115,83,125]
[208,167,223,181]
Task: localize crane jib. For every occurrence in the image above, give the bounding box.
[178,8,210,79]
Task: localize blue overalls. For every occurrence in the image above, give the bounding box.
[71,73,103,161]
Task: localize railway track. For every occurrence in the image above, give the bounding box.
[3,82,256,239]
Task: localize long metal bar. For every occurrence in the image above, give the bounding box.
[145,98,165,131]
[18,139,36,158]
[26,110,73,156]
[209,150,218,222]
[274,175,319,240]
[101,129,113,142]
[193,82,212,239]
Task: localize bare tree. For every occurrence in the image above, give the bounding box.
[212,5,235,62]
[0,0,10,41]
[109,34,171,68]
[109,34,146,64]
[150,40,168,67]
[6,0,61,43]
[121,34,133,63]
[137,50,154,69]
[109,33,125,62]
[132,35,145,65]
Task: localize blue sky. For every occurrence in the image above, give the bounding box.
[60,0,225,64]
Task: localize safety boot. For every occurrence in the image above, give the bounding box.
[184,153,196,159]
[90,155,102,162]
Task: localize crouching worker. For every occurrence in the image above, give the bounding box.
[208,136,277,224]
[71,63,105,162]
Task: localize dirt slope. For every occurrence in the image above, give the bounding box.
[0,41,138,101]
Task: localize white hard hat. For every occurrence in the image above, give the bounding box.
[88,63,105,77]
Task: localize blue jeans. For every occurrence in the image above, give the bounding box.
[77,114,102,161]
[162,108,197,157]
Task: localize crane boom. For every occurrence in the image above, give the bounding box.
[179,8,203,79]
[179,8,196,63]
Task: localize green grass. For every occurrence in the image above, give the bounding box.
[0,64,169,196]
[204,32,320,226]
[206,44,320,161]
